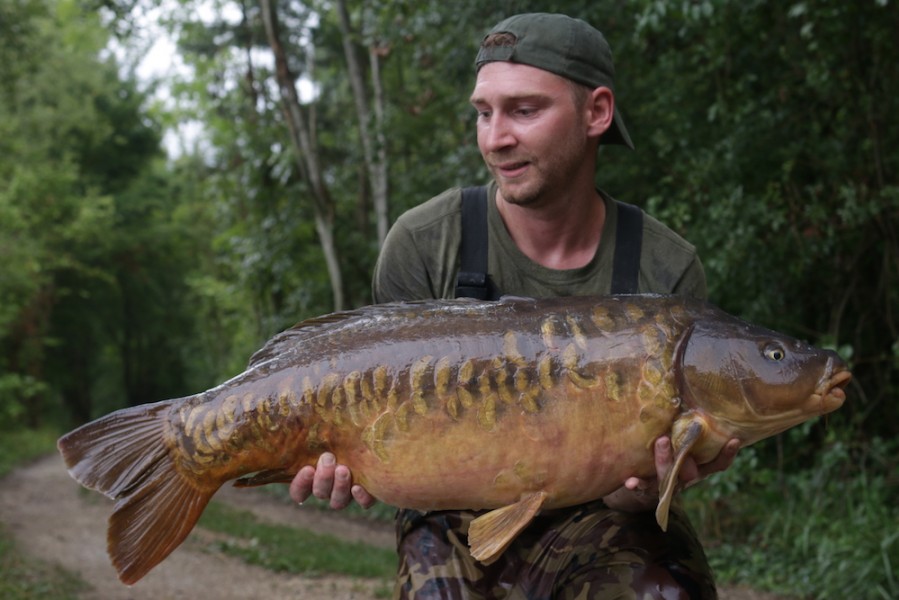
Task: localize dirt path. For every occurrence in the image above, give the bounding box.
[1,453,779,599]
[0,453,391,599]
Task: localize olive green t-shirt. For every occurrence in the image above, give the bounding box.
[372,181,706,303]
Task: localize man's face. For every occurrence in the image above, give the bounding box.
[470,62,593,207]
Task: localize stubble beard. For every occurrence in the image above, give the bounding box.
[491,155,541,207]
[489,130,591,209]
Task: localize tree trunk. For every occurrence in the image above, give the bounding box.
[336,0,390,247]
[369,38,390,245]
[259,0,345,310]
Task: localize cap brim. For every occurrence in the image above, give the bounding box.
[604,108,634,149]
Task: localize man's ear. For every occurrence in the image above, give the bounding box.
[586,87,615,138]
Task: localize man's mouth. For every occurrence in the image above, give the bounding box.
[493,161,530,178]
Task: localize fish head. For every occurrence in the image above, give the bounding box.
[655,312,851,532]
[678,315,851,450]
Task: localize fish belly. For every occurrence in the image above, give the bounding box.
[339,386,663,511]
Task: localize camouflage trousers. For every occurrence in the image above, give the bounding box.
[392,500,717,600]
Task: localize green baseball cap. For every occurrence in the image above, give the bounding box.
[475,13,634,149]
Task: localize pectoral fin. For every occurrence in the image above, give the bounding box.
[468,490,548,564]
[656,417,707,531]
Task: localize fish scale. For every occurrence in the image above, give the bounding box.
[57,294,850,584]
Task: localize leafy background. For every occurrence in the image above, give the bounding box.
[1,0,896,597]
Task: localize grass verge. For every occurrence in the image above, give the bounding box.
[0,528,88,600]
[198,501,395,594]
[0,427,60,478]
[0,427,90,599]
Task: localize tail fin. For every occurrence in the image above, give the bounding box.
[57,399,218,584]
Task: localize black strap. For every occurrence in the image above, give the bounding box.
[455,189,643,298]
[455,186,492,300]
[611,201,644,294]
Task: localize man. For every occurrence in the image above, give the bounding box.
[290,13,739,598]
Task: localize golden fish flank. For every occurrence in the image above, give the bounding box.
[625,302,646,322]
[540,315,562,349]
[604,370,622,402]
[186,299,678,468]
[57,294,851,585]
[410,355,433,415]
[641,322,665,358]
[382,318,605,439]
[353,335,560,446]
[435,356,453,399]
[343,370,363,426]
[591,305,615,331]
[565,315,589,351]
[494,357,516,405]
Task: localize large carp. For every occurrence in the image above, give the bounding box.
[58,294,850,584]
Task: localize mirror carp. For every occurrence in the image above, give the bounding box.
[57,294,851,584]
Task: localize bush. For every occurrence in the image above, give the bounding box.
[686,434,899,599]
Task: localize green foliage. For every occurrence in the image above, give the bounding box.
[686,434,899,599]
[593,0,899,439]
[0,427,59,478]
[198,501,396,582]
[4,1,898,595]
[0,0,258,427]
[0,375,49,426]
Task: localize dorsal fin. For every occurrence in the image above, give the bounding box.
[247,312,358,368]
[246,299,482,368]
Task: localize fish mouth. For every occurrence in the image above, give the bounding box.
[723,361,852,447]
[813,357,852,413]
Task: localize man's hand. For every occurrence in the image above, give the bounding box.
[288,453,377,510]
[603,436,740,512]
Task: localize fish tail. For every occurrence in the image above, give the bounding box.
[57,399,218,585]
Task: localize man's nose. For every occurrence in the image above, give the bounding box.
[480,114,516,153]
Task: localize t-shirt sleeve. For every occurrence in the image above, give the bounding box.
[371,190,464,304]
[670,255,708,299]
[639,211,709,300]
[371,220,435,304]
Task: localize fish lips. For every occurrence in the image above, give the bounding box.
[815,355,851,412]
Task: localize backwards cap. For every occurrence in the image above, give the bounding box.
[475,13,634,149]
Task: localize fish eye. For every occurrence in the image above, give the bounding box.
[763,344,786,361]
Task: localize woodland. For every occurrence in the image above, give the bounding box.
[1,0,897,597]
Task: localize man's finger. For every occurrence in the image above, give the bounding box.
[289,465,315,503]
[698,438,740,477]
[351,485,377,509]
[654,436,673,465]
[329,465,354,509]
[312,452,337,500]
